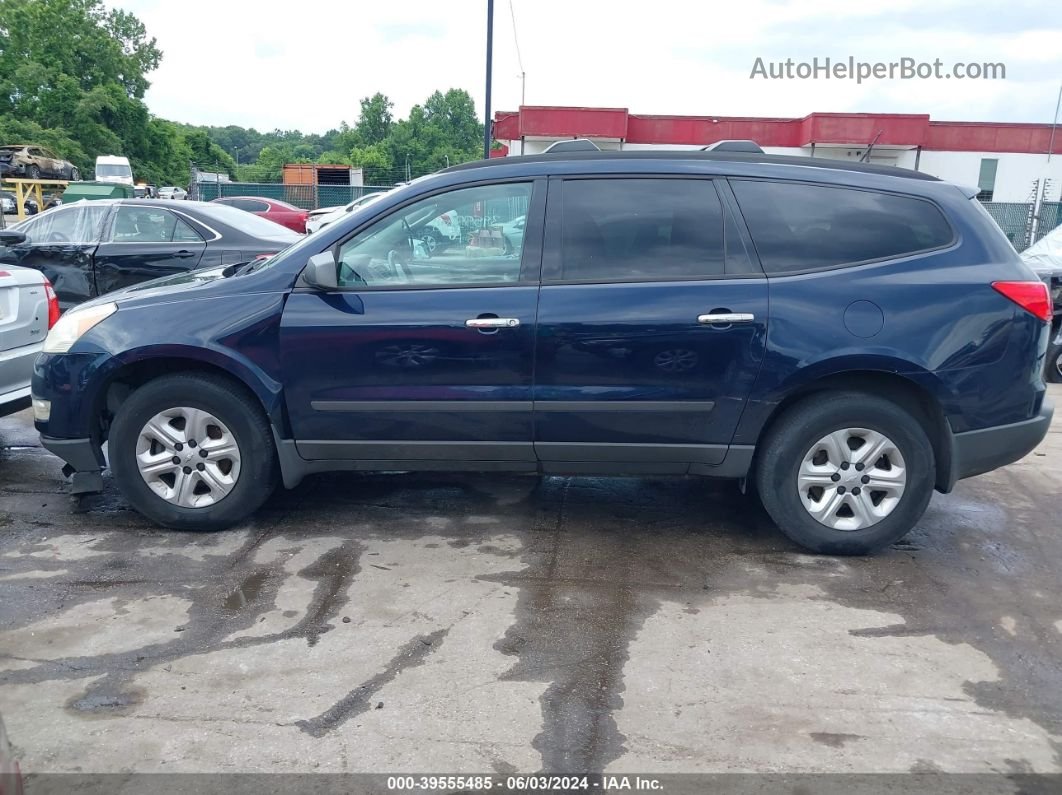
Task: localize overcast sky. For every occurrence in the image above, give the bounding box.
[118,0,1062,134]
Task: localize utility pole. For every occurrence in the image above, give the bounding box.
[483,0,494,159]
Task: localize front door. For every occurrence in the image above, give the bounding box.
[92,205,207,296]
[533,176,768,473]
[280,179,544,467]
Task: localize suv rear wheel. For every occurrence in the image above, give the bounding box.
[755,391,935,555]
[109,374,277,530]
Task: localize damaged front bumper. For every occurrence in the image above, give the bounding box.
[40,436,106,494]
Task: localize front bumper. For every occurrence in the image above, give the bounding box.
[947,399,1054,488]
[40,435,106,494]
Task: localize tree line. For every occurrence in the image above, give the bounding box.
[0,0,486,188]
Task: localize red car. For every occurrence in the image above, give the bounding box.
[210,196,308,234]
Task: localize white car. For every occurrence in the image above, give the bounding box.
[306,192,387,234]
[157,186,188,200]
[0,248,59,417]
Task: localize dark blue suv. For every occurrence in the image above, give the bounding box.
[31,152,1054,554]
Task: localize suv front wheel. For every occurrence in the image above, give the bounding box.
[109,373,278,530]
[755,392,935,555]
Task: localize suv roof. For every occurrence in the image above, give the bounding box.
[441,150,940,183]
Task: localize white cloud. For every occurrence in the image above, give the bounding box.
[115,0,1062,131]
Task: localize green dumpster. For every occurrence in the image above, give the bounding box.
[61,182,135,202]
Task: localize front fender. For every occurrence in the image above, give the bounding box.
[35,292,289,439]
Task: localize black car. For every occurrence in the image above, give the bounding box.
[0,191,38,216]
[0,199,300,308]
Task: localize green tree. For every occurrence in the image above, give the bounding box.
[354,93,394,146]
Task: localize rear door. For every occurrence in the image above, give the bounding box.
[0,203,110,309]
[533,176,768,473]
[92,205,206,296]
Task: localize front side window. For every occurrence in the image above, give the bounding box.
[731,181,954,273]
[556,179,725,282]
[335,182,532,288]
[109,206,202,243]
[18,204,109,244]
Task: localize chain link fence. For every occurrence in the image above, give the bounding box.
[980,202,1033,251]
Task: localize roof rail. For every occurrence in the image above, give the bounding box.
[543,138,601,153]
[701,140,764,153]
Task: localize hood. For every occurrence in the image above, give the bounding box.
[75,265,233,311]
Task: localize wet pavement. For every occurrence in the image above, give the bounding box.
[1,387,1061,778]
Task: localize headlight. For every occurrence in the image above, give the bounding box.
[43,302,117,353]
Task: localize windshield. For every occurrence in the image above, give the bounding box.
[97,164,132,178]
[195,202,301,241]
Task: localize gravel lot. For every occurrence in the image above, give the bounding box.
[1,387,1061,782]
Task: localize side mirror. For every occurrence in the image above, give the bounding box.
[303,251,339,290]
[0,230,27,246]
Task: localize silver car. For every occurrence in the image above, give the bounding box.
[1,238,56,416]
[156,186,188,200]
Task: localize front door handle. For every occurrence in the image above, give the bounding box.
[465,317,520,329]
[698,313,755,325]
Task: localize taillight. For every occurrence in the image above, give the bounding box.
[43,279,60,328]
[992,281,1052,322]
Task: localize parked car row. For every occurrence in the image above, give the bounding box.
[0,199,299,308]
[305,192,387,234]
[25,150,1053,556]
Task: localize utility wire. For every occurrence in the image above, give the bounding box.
[509,0,525,75]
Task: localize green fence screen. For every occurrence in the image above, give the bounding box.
[195,182,392,209]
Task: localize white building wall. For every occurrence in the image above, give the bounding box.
[916,151,1062,202]
[500,138,1062,203]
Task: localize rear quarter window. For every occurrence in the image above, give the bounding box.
[731,180,955,274]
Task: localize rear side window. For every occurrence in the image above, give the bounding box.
[731,181,954,273]
[556,179,724,282]
[230,198,269,213]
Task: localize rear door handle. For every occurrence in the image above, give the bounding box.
[173,250,196,259]
[698,313,755,325]
[465,317,520,329]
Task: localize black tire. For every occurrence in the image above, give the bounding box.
[27,165,40,180]
[1046,337,1062,384]
[754,391,935,555]
[421,228,441,253]
[109,373,278,530]
[70,167,80,181]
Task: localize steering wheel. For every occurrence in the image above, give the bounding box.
[400,218,418,259]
